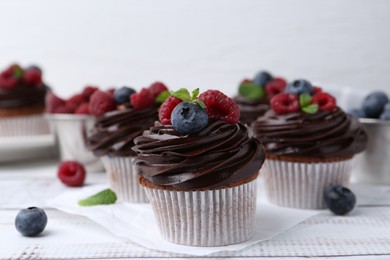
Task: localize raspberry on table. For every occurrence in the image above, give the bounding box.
[57,161,86,187]
[148,82,168,97]
[198,90,240,124]
[66,94,85,113]
[46,92,66,113]
[158,96,182,125]
[312,92,336,111]
[265,77,287,100]
[81,86,99,101]
[130,88,155,110]
[271,93,300,114]
[89,90,116,116]
[75,103,90,115]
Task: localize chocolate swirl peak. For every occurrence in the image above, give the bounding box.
[88,106,158,157]
[251,107,367,158]
[133,120,265,191]
[233,95,269,125]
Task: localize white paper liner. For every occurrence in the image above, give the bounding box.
[144,180,257,247]
[0,114,50,137]
[263,159,353,209]
[101,156,148,203]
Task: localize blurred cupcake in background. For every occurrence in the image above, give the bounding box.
[0,63,50,137]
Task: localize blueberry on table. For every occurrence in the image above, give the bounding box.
[380,103,390,120]
[171,102,208,135]
[324,185,356,215]
[362,91,389,118]
[348,108,366,118]
[15,207,47,237]
[285,79,313,95]
[114,86,136,104]
[252,71,273,87]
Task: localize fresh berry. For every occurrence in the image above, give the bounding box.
[66,94,84,113]
[57,161,86,187]
[45,92,66,113]
[25,65,42,74]
[114,86,136,104]
[270,93,300,114]
[240,78,252,85]
[265,77,287,99]
[78,189,117,206]
[81,86,98,101]
[379,103,390,120]
[252,71,273,87]
[106,88,116,96]
[130,88,155,109]
[348,108,366,118]
[362,91,389,118]
[171,102,208,135]
[75,103,90,115]
[285,79,313,95]
[148,82,168,97]
[15,207,47,237]
[89,90,116,116]
[23,68,42,87]
[312,86,322,95]
[312,92,336,111]
[0,65,19,90]
[198,90,240,124]
[159,96,182,125]
[324,185,356,215]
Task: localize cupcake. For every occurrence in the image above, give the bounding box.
[88,82,169,203]
[133,89,265,246]
[233,71,287,125]
[251,79,368,209]
[0,64,50,137]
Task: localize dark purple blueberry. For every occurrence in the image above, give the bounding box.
[380,103,390,120]
[324,185,356,215]
[348,108,366,118]
[252,71,273,87]
[114,86,136,104]
[15,207,47,236]
[285,79,313,95]
[171,102,208,135]
[361,91,389,118]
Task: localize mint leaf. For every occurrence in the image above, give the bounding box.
[239,82,264,100]
[156,90,170,104]
[13,66,23,79]
[195,99,207,109]
[299,93,312,108]
[191,88,200,100]
[302,104,319,114]
[78,189,117,207]
[170,88,191,102]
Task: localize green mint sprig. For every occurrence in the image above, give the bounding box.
[239,82,264,100]
[156,90,170,104]
[78,189,117,207]
[170,88,206,108]
[299,93,318,114]
[13,65,24,79]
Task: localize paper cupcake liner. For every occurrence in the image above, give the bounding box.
[0,114,50,137]
[101,156,148,203]
[144,180,257,247]
[263,159,353,209]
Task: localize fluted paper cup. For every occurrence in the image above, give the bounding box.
[144,180,257,246]
[101,156,148,203]
[0,114,50,137]
[263,159,353,209]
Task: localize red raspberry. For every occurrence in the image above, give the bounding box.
[45,92,67,113]
[57,161,86,187]
[158,96,182,125]
[0,65,20,90]
[148,82,168,97]
[23,68,42,87]
[75,103,90,115]
[66,94,84,113]
[312,92,336,111]
[270,93,300,114]
[240,78,252,84]
[130,88,155,110]
[81,86,98,101]
[106,88,115,96]
[312,86,322,95]
[265,77,287,100]
[198,90,240,124]
[89,90,116,116]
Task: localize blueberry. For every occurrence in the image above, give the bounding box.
[252,71,273,87]
[171,102,208,135]
[380,103,390,120]
[324,185,356,215]
[361,91,389,118]
[348,108,366,118]
[285,79,313,95]
[15,207,47,236]
[114,86,136,104]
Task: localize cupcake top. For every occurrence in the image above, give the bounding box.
[233,71,287,125]
[0,64,48,109]
[252,79,368,159]
[88,82,169,157]
[133,88,265,191]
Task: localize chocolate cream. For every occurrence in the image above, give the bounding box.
[0,83,48,108]
[233,95,269,126]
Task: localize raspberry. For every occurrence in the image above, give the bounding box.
[23,68,42,87]
[66,94,84,113]
[270,93,300,114]
[130,88,155,110]
[312,86,322,95]
[148,82,168,97]
[45,92,67,113]
[312,92,336,111]
[106,88,115,96]
[198,90,240,124]
[0,65,20,90]
[89,90,116,116]
[158,96,182,125]
[81,86,98,101]
[75,103,90,115]
[240,78,252,84]
[265,77,287,99]
[57,161,86,187]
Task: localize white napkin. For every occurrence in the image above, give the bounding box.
[47,184,319,256]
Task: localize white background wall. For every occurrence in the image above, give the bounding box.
[0,0,389,99]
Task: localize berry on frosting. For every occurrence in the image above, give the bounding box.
[171,102,208,135]
[271,93,300,114]
[312,92,336,111]
[148,82,168,97]
[81,86,98,101]
[285,79,313,95]
[22,68,42,87]
[159,95,182,125]
[0,64,20,90]
[75,103,90,115]
[57,161,86,187]
[89,90,116,116]
[66,94,85,113]
[198,90,240,124]
[130,88,155,109]
[265,77,287,100]
[239,81,264,100]
[114,86,136,105]
[312,86,323,95]
[253,71,273,87]
[46,92,66,113]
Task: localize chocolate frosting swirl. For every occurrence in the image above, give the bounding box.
[132,120,265,191]
[88,106,158,157]
[251,107,367,158]
[0,83,48,108]
[233,95,269,125]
